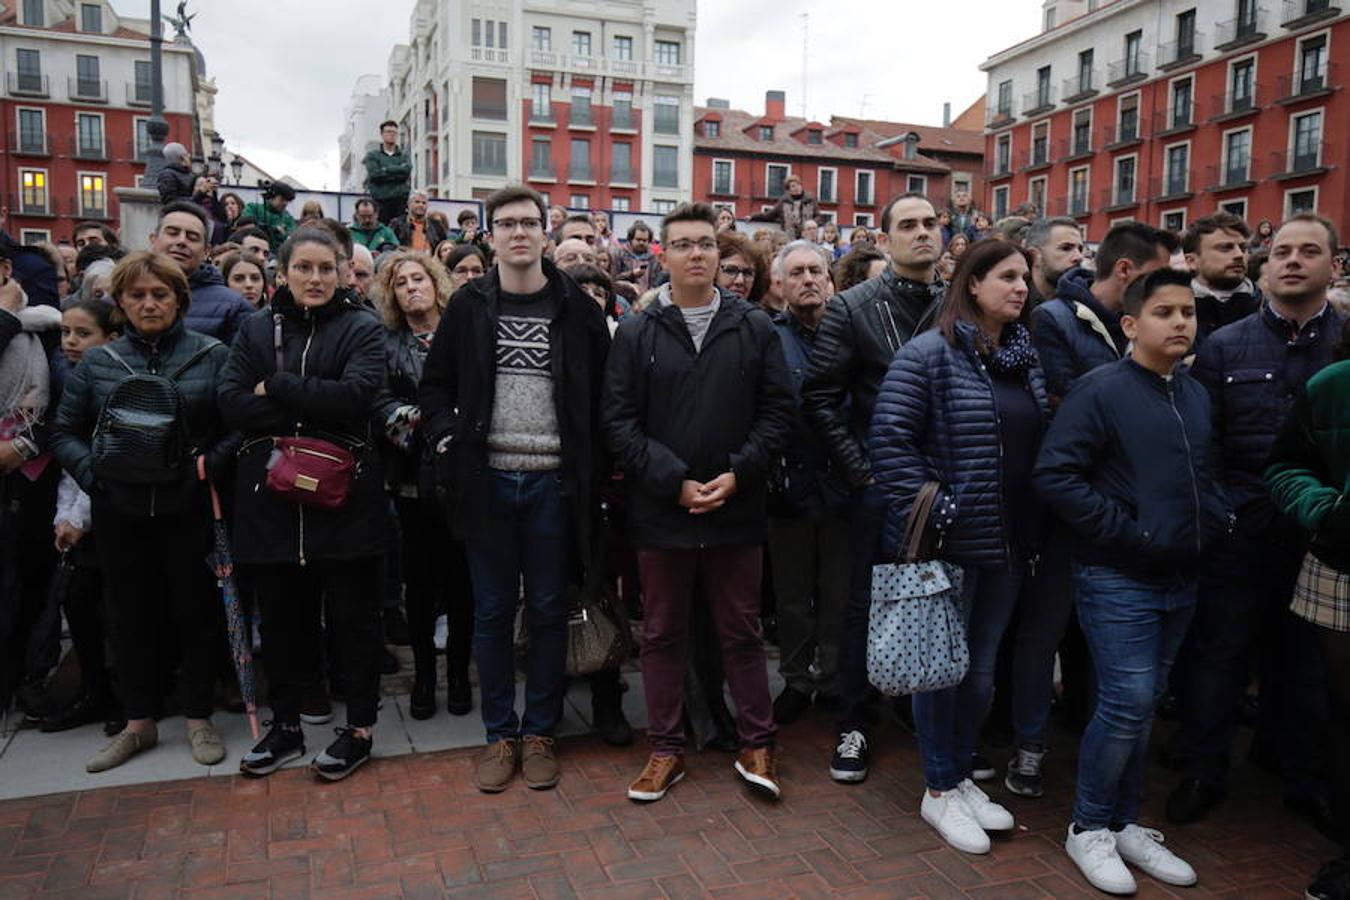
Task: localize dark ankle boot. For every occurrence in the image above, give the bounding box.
[410,670,436,720]
[446,670,472,716]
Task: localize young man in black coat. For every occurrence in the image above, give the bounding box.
[603,203,793,803]
[419,185,609,795]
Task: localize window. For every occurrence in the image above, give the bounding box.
[16,48,42,93]
[471,78,507,120]
[1032,122,1049,164]
[572,31,591,56]
[996,134,1011,174]
[1176,9,1197,57]
[471,18,481,46]
[653,145,679,188]
[532,26,551,51]
[611,197,630,212]
[19,168,47,213]
[806,129,823,145]
[569,137,592,180]
[818,167,837,203]
[612,35,632,60]
[530,82,552,122]
[844,132,859,148]
[653,200,676,215]
[79,172,105,217]
[1077,49,1094,93]
[1029,176,1047,212]
[570,194,589,209]
[1224,129,1251,183]
[1292,110,1323,170]
[612,92,633,129]
[1072,108,1092,154]
[1035,66,1052,107]
[952,175,972,195]
[654,41,680,65]
[759,125,774,141]
[1114,156,1136,204]
[22,0,42,26]
[134,118,150,159]
[530,138,552,178]
[499,22,508,49]
[853,213,874,227]
[1044,5,1057,29]
[1162,210,1187,231]
[1069,167,1089,214]
[856,170,875,205]
[76,113,102,157]
[1165,143,1190,194]
[471,131,506,175]
[612,142,634,183]
[704,120,720,138]
[654,95,679,135]
[1231,59,1255,110]
[80,2,101,31]
[1124,30,1142,76]
[570,86,592,126]
[1299,35,1327,93]
[132,60,152,103]
[1285,187,1318,217]
[766,163,789,197]
[75,54,100,97]
[19,229,49,245]
[1170,78,1193,128]
[1237,0,1259,34]
[996,80,1013,117]
[1118,93,1139,141]
[907,175,928,194]
[993,186,1010,220]
[1219,198,1248,218]
[17,108,44,153]
[712,159,733,194]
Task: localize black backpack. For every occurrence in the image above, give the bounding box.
[91,344,212,485]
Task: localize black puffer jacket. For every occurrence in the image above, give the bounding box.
[1191,302,1343,533]
[185,263,253,347]
[869,323,1050,567]
[52,319,234,518]
[1030,267,1125,402]
[603,288,794,550]
[217,287,389,566]
[801,268,945,488]
[373,325,431,496]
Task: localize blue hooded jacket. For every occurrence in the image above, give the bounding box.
[185,263,252,346]
[1030,267,1126,401]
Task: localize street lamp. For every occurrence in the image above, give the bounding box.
[208,131,224,177]
[141,0,170,183]
[229,154,244,185]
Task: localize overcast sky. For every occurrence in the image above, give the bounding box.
[114,0,1038,190]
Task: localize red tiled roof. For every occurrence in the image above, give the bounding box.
[831,115,985,156]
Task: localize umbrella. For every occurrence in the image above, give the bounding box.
[205,482,260,740]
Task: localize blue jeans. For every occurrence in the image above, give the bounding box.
[463,470,572,743]
[913,565,1024,791]
[1072,563,1197,830]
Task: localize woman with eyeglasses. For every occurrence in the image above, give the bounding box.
[716,231,769,304]
[444,244,488,294]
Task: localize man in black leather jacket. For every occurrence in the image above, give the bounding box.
[801,192,945,783]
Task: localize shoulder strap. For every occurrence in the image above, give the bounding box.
[900,481,941,564]
[101,346,135,376]
[273,313,284,373]
[167,342,216,382]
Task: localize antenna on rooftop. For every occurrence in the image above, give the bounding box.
[800,13,809,119]
[859,93,872,117]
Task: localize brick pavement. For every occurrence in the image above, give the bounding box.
[0,710,1331,898]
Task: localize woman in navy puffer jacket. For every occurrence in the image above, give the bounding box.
[869,239,1050,855]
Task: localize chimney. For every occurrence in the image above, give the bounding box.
[706,98,730,109]
[943,102,952,127]
[765,90,786,122]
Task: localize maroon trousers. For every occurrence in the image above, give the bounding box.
[637,545,776,755]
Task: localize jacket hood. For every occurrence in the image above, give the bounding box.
[270,285,368,322]
[1057,267,1123,326]
[190,262,226,288]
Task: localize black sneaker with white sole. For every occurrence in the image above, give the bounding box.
[1005,744,1046,798]
[830,730,869,783]
[971,752,996,782]
[239,722,305,777]
[312,727,372,781]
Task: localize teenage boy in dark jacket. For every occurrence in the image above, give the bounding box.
[1169,213,1342,832]
[800,191,944,782]
[419,185,609,795]
[1035,268,1233,897]
[603,202,793,804]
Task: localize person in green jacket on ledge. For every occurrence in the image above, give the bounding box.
[241,181,297,252]
[349,198,399,253]
[364,120,412,225]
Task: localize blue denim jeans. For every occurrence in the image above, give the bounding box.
[913,565,1024,791]
[1072,563,1197,830]
[463,470,572,743]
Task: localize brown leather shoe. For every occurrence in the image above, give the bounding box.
[520,735,560,790]
[473,738,518,793]
[627,754,685,802]
[734,746,781,799]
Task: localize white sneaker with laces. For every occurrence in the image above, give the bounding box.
[921,790,991,854]
[956,778,1015,831]
[1065,824,1137,895]
[1114,824,1197,887]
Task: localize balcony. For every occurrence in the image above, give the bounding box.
[608,58,641,77]
[7,72,49,97]
[653,168,679,189]
[611,108,636,131]
[1214,10,1267,49]
[12,191,50,216]
[1154,103,1197,136]
[1107,53,1150,86]
[986,157,1014,180]
[1205,161,1258,191]
[1270,142,1330,178]
[126,80,152,107]
[1022,87,1056,117]
[611,165,637,186]
[1058,133,1095,162]
[1063,73,1099,103]
[1158,36,1204,71]
[569,105,594,129]
[70,135,107,160]
[1019,144,1053,172]
[68,78,107,103]
[528,100,558,125]
[1151,173,1194,201]
[469,47,510,65]
[986,105,1016,128]
[1282,0,1341,28]
[1277,62,1339,103]
[1103,120,1144,148]
[650,61,691,81]
[1049,192,1093,218]
[1210,84,1266,121]
[527,159,558,182]
[8,130,48,156]
[1100,186,1140,211]
[568,159,594,182]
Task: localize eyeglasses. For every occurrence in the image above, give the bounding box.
[492,217,543,233]
[666,239,718,255]
[719,264,756,281]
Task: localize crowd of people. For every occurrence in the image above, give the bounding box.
[0,162,1348,898]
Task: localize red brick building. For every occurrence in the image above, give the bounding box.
[979,0,1348,239]
[692,91,984,229]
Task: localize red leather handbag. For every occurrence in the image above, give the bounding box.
[265,436,354,510]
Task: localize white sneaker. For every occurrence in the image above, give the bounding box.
[956,778,1015,831]
[1114,824,1197,887]
[921,790,991,854]
[1065,825,1137,895]
[433,614,448,651]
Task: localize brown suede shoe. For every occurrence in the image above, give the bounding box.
[627,754,685,802]
[734,746,781,799]
[474,738,518,793]
[520,735,559,790]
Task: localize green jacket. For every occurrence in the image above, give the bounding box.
[1266,357,1350,571]
[350,221,399,251]
[241,202,296,251]
[363,146,412,202]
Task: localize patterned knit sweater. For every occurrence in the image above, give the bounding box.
[487,288,561,471]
